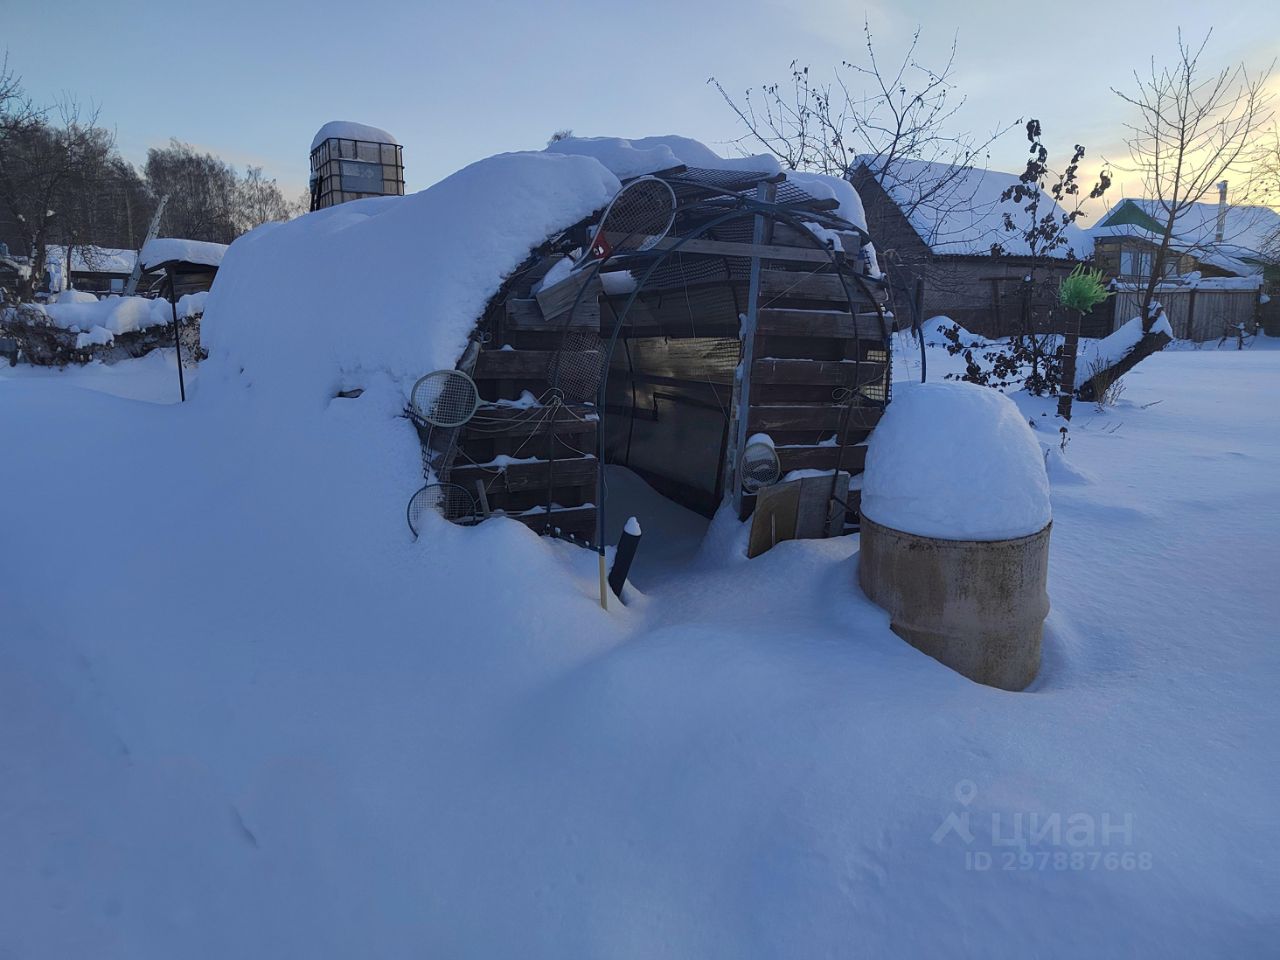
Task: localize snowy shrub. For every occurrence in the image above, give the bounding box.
[940,321,1062,395]
[1086,356,1126,410]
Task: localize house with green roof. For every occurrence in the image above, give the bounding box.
[1090,194,1280,288]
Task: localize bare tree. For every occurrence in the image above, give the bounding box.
[236,165,294,232]
[710,22,1008,236]
[144,139,239,243]
[1114,30,1274,330]
[1257,128,1280,262]
[0,66,118,299]
[710,22,1011,336]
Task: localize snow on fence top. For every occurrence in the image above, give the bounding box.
[861,381,1051,541]
[202,150,619,407]
[1111,273,1262,292]
[140,238,228,271]
[311,121,399,152]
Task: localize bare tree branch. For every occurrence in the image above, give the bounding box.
[1112,29,1275,328]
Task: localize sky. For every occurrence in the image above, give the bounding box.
[4,0,1279,221]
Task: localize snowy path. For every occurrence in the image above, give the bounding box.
[2,344,1277,958]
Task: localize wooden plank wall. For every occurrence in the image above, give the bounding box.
[443,244,889,545]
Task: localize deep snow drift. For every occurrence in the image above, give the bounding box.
[5,337,1277,957]
[35,292,207,348]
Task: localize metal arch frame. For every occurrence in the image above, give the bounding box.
[547,183,891,597]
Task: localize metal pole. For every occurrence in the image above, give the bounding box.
[729,182,771,515]
[167,266,186,403]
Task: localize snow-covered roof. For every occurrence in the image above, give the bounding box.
[1106,198,1278,254]
[1091,198,1280,275]
[44,246,137,275]
[547,136,867,233]
[545,135,780,180]
[139,238,228,271]
[203,150,619,409]
[858,157,1092,259]
[203,135,877,411]
[311,121,399,152]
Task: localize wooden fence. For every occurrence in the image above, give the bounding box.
[1110,286,1260,341]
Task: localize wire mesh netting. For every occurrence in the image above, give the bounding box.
[410,370,480,427]
[548,331,605,403]
[407,482,477,536]
[740,441,781,492]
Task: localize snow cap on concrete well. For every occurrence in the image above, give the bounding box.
[861,381,1051,541]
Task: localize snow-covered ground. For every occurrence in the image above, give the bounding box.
[3,329,1276,957]
[0,348,191,402]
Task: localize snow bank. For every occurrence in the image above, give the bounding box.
[921,315,981,345]
[53,289,99,305]
[311,120,398,151]
[1075,314,1174,388]
[3,298,1280,957]
[38,292,208,346]
[546,135,780,180]
[202,151,620,409]
[861,381,1051,540]
[139,238,227,270]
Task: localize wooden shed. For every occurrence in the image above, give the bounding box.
[413,164,891,551]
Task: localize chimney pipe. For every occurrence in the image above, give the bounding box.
[1215,180,1228,244]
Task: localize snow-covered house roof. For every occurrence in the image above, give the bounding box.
[139,238,228,272]
[1090,198,1280,276]
[854,157,1092,259]
[311,121,398,152]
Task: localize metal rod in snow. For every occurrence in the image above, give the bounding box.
[730,181,771,514]
[167,267,186,403]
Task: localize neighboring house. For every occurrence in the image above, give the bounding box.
[851,159,1098,337]
[43,246,137,295]
[1090,192,1280,288]
[1089,191,1280,340]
